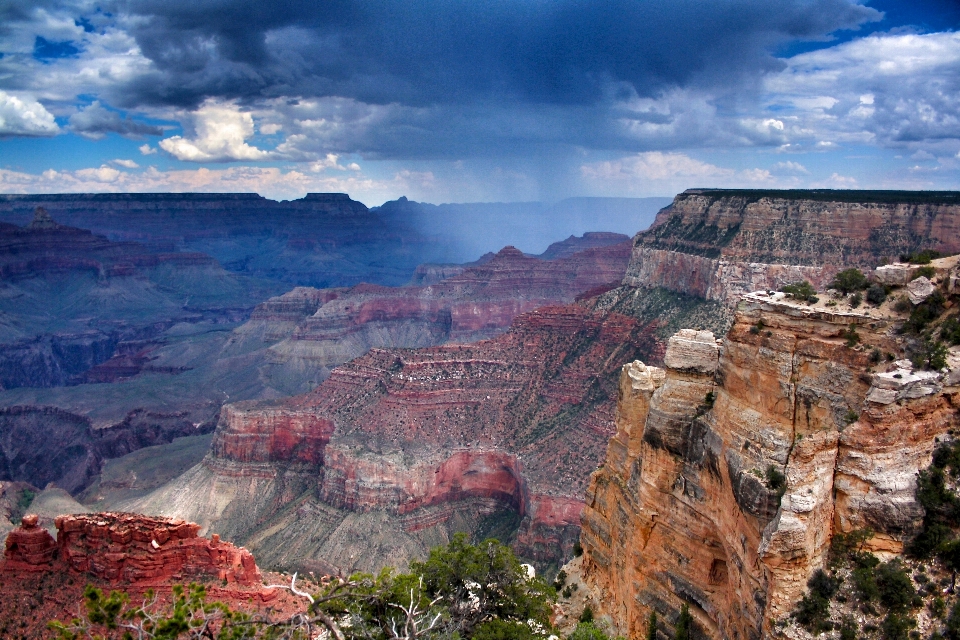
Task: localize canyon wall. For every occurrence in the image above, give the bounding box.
[122,302,670,573]
[624,189,960,303]
[580,290,960,639]
[225,240,632,395]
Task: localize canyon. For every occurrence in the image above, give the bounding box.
[4,188,960,640]
[114,189,960,581]
[227,236,633,394]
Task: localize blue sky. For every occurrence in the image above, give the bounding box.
[1,0,959,205]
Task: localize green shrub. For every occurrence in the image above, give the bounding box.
[904,291,946,334]
[569,623,610,640]
[932,597,947,619]
[913,265,937,280]
[580,606,594,624]
[473,619,538,640]
[881,611,916,640]
[554,570,567,590]
[912,339,949,371]
[674,604,692,640]
[844,324,861,347]
[845,409,859,425]
[894,296,913,313]
[948,599,960,640]
[901,250,941,265]
[853,555,881,603]
[839,616,858,640]
[830,528,874,568]
[645,611,656,640]
[867,284,888,305]
[794,570,838,633]
[851,292,863,308]
[875,560,916,611]
[780,281,816,300]
[831,268,869,294]
[765,465,786,496]
[941,317,960,345]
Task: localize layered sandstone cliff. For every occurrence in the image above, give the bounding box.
[625,189,960,303]
[579,289,960,639]
[224,240,633,394]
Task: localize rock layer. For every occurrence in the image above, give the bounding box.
[225,240,633,394]
[124,302,665,572]
[580,294,960,640]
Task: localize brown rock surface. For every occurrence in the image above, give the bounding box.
[579,293,959,640]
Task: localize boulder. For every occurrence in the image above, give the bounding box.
[907,276,937,304]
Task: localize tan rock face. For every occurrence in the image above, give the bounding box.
[580,297,960,640]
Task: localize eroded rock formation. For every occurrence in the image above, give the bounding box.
[3,511,261,585]
[579,291,960,640]
[122,302,664,572]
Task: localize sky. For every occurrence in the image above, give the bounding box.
[1,0,959,205]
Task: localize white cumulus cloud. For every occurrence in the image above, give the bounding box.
[160,100,273,162]
[0,91,59,137]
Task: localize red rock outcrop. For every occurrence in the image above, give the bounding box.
[578,287,960,640]
[3,515,57,571]
[4,511,262,585]
[55,512,261,585]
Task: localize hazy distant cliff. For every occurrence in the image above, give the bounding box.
[0,193,441,287]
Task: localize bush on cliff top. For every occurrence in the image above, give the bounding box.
[780,280,816,301]
[830,268,869,294]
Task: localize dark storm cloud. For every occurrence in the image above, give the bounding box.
[110,0,880,109]
[69,101,165,139]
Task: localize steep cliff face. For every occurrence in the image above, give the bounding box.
[224,240,633,395]
[625,190,960,304]
[579,291,960,640]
